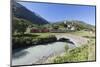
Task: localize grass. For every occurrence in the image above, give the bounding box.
[52,30,96,63]
[88,39,96,61]
[31,33,52,38]
[69,30,95,37]
[53,42,95,63]
[53,44,88,63]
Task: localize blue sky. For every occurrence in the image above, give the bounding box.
[18,2,96,25]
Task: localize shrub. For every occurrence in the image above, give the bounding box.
[12,34,57,49]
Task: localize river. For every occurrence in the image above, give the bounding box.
[12,34,87,66]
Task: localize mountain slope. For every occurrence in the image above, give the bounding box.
[12,2,49,25]
[53,20,95,30]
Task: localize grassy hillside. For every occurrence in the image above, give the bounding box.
[53,20,95,31]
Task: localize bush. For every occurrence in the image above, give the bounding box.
[12,35,57,49]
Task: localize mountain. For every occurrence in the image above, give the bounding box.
[52,20,95,30]
[12,2,49,25]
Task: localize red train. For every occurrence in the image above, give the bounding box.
[31,28,49,33]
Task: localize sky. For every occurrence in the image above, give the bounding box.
[18,1,96,25]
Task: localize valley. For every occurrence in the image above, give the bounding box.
[12,1,96,66]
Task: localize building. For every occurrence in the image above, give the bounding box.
[64,20,75,31]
